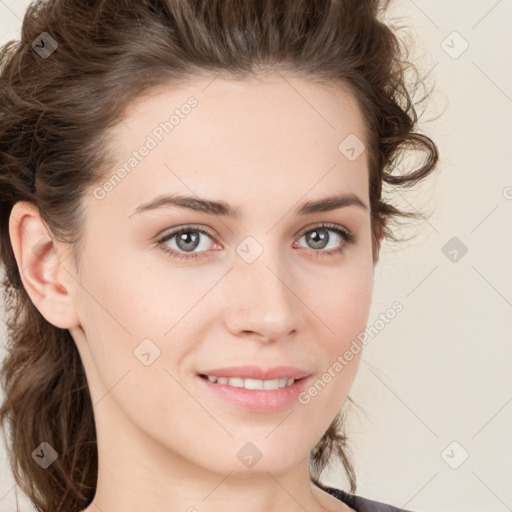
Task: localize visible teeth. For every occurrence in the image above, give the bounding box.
[226,377,244,388]
[204,375,297,390]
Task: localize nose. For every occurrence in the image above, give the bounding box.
[222,247,303,343]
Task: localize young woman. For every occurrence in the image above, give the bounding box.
[0,1,438,511]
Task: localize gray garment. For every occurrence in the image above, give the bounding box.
[318,483,416,512]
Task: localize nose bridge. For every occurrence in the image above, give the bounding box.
[224,236,301,339]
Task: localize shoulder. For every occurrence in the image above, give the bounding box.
[316,483,416,512]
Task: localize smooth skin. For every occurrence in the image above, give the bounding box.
[9,71,379,512]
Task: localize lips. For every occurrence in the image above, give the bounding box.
[197,365,311,381]
[196,370,314,412]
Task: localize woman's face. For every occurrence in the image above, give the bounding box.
[70,72,375,476]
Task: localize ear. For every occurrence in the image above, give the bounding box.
[8,200,81,329]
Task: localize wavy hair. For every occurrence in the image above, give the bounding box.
[0,0,439,511]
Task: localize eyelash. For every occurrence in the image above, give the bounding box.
[156,223,356,262]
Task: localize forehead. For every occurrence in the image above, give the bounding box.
[120,72,367,142]
[96,72,370,216]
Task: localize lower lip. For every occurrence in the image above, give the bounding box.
[196,374,312,412]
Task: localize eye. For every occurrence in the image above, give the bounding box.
[293,223,356,259]
[156,223,356,261]
[156,225,218,261]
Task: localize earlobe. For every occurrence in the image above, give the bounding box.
[8,200,80,329]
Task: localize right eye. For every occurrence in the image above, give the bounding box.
[156,225,220,261]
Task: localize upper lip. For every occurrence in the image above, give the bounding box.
[198,365,311,381]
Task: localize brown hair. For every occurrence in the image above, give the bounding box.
[0,0,439,510]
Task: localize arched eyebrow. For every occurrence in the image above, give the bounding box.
[128,192,368,219]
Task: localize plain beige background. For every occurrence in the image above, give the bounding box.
[1,1,511,511]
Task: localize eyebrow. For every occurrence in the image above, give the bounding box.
[128,192,368,219]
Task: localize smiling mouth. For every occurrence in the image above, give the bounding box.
[198,373,306,391]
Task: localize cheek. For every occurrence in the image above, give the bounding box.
[75,250,158,376]
[76,246,213,391]
[300,262,372,410]
[295,268,372,422]
[74,259,189,428]
[81,245,177,332]
[308,260,374,338]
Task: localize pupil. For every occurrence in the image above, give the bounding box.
[177,231,199,252]
[308,229,328,249]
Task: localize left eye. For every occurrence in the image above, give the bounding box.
[295,226,349,252]
[156,223,356,261]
